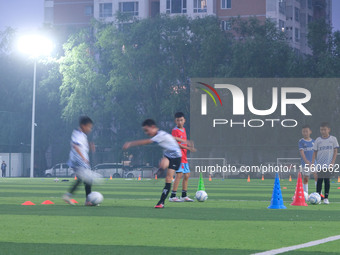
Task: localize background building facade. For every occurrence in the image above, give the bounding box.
[45,0,332,54]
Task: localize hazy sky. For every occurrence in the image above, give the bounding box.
[0,0,339,31]
[0,0,44,32]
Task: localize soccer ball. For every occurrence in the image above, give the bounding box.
[308,192,321,204]
[87,191,104,205]
[195,190,208,202]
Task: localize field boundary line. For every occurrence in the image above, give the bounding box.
[252,235,340,255]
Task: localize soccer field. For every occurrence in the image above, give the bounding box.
[1,178,340,255]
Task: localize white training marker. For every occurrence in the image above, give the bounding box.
[252,235,340,255]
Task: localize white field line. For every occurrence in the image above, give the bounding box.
[252,235,340,255]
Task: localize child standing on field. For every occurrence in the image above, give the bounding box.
[312,122,339,204]
[298,125,317,194]
[169,112,195,202]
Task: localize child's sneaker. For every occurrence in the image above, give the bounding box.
[85,201,98,206]
[180,196,194,202]
[62,193,75,205]
[169,197,182,202]
[323,198,330,204]
[154,203,164,208]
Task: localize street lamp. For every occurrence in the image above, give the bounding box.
[18,35,53,178]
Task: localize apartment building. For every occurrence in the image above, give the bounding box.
[266,0,332,55]
[45,0,332,54]
[44,0,94,27]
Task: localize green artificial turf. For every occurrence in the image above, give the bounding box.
[0,177,340,255]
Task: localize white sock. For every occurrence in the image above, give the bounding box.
[304,184,308,194]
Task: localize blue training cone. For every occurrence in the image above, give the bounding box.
[268,173,286,209]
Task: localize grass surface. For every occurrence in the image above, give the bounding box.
[0,177,340,255]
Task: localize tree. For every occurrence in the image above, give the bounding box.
[225,17,298,78]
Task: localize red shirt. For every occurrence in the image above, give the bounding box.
[172,127,188,163]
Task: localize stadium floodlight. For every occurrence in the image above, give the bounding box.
[18,35,53,178]
[18,35,53,58]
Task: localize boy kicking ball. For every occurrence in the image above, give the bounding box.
[312,122,339,204]
[123,119,195,208]
[63,116,95,206]
[169,112,195,202]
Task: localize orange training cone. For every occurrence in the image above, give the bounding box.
[41,200,54,205]
[22,201,35,205]
[155,174,157,180]
[70,199,78,204]
[110,175,112,180]
[247,175,250,182]
[74,175,77,180]
[261,175,264,181]
[291,172,308,206]
[289,175,292,182]
[209,174,212,181]
[138,175,141,181]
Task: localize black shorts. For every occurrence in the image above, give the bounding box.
[166,157,182,171]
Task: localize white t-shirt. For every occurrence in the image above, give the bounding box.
[69,129,90,168]
[313,135,339,168]
[151,130,182,159]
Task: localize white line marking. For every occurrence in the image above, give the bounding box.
[252,235,340,255]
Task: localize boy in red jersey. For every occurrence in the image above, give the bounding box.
[169,112,196,202]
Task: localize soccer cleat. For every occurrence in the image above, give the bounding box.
[180,196,194,202]
[62,193,75,205]
[323,198,329,204]
[169,197,182,202]
[154,204,164,208]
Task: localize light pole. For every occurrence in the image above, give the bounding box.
[18,35,53,178]
[30,60,37,178]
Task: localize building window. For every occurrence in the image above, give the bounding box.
[279,0,286,14]
[84,5,93,16]
[308,0,312,9]
[119,2,139,16]
[194,0,207,13]
[166,0,186,14]
[308,14,312,24]
[99,3,113,17]
[295,28,300,42]
[221,0,231,9]
[295,7,300,22]
[220,20,231,31]
[279,19,285,32]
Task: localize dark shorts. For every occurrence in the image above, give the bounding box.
[317,168,334,178]
[166,157,182,171]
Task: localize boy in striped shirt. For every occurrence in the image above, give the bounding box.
[312,122,339,204]
[63,116,95,206]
